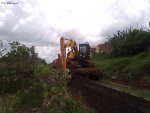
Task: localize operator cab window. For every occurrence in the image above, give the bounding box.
[80,46,86,54]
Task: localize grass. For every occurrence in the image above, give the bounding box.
[93,52,150,100]
[100,80,150,100]
[93,52,150,76]
[93,53,129,70]
[0,91,22,113]
[34,64,56,76]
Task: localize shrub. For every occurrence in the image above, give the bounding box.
[0,41,38,94]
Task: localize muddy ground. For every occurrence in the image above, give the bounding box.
[69,76,150,113]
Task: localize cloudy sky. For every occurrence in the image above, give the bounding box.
[0,0,150,62]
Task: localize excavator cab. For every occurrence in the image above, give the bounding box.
[79,43,90,60]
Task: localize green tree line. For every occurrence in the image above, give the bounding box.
[0,41,46,94]
[108,27,150,56]
[0,41,37,77]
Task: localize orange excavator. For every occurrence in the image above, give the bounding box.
[60,37,102,80]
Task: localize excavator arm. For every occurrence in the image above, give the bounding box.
[60,37,79,69]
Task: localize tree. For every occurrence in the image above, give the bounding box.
[1,41,38,77]
[0,40,6,57]
[108,27,150,56]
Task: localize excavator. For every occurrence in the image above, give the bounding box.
[59,37,102,80]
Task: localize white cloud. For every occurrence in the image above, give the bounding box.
[0,0,150,63]
[36,45,60,63]
[37,0,112,35]
[0,8,13,20]
[0,21,4,26]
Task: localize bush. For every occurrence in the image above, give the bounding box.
[0,41,38,94]
[1,91,22,113]
[42,69,88,113]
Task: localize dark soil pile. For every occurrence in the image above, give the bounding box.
[69,76,150,113]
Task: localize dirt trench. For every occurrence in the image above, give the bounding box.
[69,76,150,113]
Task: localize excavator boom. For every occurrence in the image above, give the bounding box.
[60,37,79,69]
[60,37,67,69]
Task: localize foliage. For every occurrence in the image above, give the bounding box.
[143,76,150,84]
[0,41,38,94]
[0,40,5,56]
[108,27,150,56]
[41,69,88,113]
[0,41,38,77]
[0,40,90,113]
[1,78,44,113]
[20,78,44,109]
[34,64,56,76]
[0,91,22,113]
[0,54,89,113]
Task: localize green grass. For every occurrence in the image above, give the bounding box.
[93,52,150,75]
[34,64,56,76]
[93,53,129,70]
[0,91,22,113]
[100,80,150,100]
[93,52,150,99]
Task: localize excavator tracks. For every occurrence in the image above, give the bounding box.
[71,68,103,80]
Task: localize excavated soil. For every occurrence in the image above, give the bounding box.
[69,76,150,113]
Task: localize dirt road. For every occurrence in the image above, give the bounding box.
[69,76,150,113]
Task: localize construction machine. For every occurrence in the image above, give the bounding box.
[60,37,102,80]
